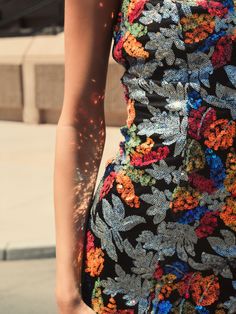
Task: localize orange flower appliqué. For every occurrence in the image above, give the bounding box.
[170,186,201,212]
[115,170,140,208]
[126,98,136,128]
[123,31,149,59]
[85,247,105,277]
[180,13,215,44]
[225,147,236,172]
[203,119,236,150]
[190,273,220,306]
[224,147,236,197]
[157,274,177,301]
[220,196,236,232]
[101,297,117,314]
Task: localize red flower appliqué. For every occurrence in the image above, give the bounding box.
[127,0,149,23]
[197,0,228,18]
[99,171,116,200]
[195,211,219,238]
[189,172,216,194]
[211,35,232,69]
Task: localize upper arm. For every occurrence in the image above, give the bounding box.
[59,0,121,126]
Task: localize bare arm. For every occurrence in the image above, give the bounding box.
[53,0,121,311]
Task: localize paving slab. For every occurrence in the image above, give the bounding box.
[0,258,57,314]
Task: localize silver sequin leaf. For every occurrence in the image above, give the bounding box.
[150,81,188,114]
[200,83,236,119]
[167,81,187,98]
[176,0,198,4]
[164,99,188,115]
[91,213,118,262]
[123,239,160,279]
[122,74,149,104]
[199,188,230,210]
[155,43,174,66]
[207,229,236,259]
[172,166,189,183]
[157,221,198,261]
[145,160,173,184]
[91,194,146,262]
[136,221,197,262]
[160,26,185,50]
[138,78,154,94]
[163,58,191,89]
[187,51,214,91]
[145,160,188,184]
[214,11,236,33]
[137,108,187,157]
[188,251,233,279]
[223,296,236,314]
[139,186,171,224]
[128,60,158,79]
[138,298,150,314]
[224,65,236,87]
[136,118,159,137]
[214,16,229,32]
[145,32,175,65]
[233,281,236,290]
[163,68,188,85]
[179,2,192,17]
[102,194,146,248]
[139,3,162,25]
[100,263,152,307]
[159,0,179,24]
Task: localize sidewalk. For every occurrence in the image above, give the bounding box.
[0,258,57,314]
[0,121,123,260]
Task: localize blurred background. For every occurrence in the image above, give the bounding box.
[0,1,126,313]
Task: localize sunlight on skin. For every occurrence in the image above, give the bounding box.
[54,2,121,307]
[69,2,114,290]
[69,106,106,290]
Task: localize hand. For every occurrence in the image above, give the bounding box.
[56,294,96,314]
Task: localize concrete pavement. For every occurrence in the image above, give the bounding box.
[0,258,57,314]
[0,120,123,260]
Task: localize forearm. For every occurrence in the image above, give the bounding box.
[53,0,120,306]
[53,121,105,297]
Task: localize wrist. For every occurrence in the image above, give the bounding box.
[55,288,82,308]
[55,276,82,303]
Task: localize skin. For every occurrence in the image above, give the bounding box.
[53,0,121,313]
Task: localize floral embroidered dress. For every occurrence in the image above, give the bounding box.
[80,0,236,313]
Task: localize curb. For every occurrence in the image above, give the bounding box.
[0,241,55,261]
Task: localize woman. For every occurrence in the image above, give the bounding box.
[54,0,236,313]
